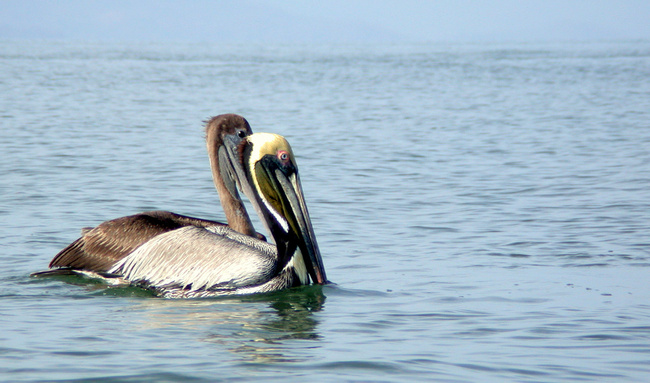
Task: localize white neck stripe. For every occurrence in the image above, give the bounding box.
[261,197,289,233]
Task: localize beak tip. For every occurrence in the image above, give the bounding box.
[315,271,327,285]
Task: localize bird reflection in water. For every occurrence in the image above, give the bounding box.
[108,285,326,364]
[204,285,326,363]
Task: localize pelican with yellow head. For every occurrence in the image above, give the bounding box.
[34,118,327,298]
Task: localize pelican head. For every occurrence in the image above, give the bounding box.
[235,133,327,285]
[205,114,256,237]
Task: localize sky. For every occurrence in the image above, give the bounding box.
[1,0,649,43]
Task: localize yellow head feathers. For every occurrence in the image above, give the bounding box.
[246,133,296,165]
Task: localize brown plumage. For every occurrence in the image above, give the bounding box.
[48,211,231,272]
[41,114,262,274]
[35,130,328,297]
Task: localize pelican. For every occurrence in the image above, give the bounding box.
[34,117,327,297]
[34,114,258,273]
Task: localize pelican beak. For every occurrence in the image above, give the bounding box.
[237,133,327,285]
[260,160,327,285]
[218,134,246,200]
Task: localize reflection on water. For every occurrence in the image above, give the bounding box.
[104,284,326,364]
[208,288,325,363]
[241,287,325,339]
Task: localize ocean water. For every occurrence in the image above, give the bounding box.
[1,40,650,382]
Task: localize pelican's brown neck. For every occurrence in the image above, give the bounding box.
[205,114,256,237]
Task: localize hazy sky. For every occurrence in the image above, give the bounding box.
[1,0,649,43]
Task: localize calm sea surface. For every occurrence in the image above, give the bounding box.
[1,40,650,382]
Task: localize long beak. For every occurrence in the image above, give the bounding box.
[218,135,246,201]
[271,168,327,285]
[243,154,327,285]
[231,133,327,285]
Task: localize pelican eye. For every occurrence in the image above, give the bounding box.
[277,150,290,162]
[237,130,247,138]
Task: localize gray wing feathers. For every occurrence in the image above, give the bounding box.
[110,226,277,292]
[48,211,231,272]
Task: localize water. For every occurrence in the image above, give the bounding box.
[1,40,650,382]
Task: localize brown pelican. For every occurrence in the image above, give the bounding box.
[36,114,258,273]
[34,117,327,297]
